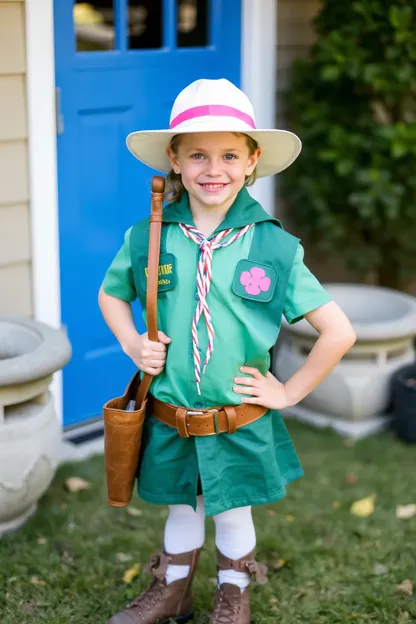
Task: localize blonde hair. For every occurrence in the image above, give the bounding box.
[165,133,259,203]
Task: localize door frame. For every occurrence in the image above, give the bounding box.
[25,0,278,424]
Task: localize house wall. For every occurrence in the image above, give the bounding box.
[276,0,357,285]
[0,0,32,316]
[276,0,320,123]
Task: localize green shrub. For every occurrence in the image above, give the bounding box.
[282,0,416,290]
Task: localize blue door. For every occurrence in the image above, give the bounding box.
[54,1,242,427]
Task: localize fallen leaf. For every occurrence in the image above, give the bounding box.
[397,580,413,596]
[126,507,143,517]
[272,559,286,571]
[286,515,295,522]
[374,563,389,576]
[396,504,416,520]
[122,563,141,584]
[344,472,359,486]
[64,477,91,492]
[350,494,376,517]
[332,501,342,509]
[116,552,134,563]
[342,439,355,448]
[30,576,47,587]
[37,537,47,545]
[267,510,277,517]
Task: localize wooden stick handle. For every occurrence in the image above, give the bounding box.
[136,175,165,406]
[146,176,165,341]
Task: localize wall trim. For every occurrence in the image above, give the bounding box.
[24,0,275,426]
[242,0,277,215]
[25,0,62,421]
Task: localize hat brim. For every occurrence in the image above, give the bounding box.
[126,127,301,178]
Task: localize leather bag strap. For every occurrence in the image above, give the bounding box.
[136,176,165,406]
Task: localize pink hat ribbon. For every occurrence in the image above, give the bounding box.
[170,104,256,130]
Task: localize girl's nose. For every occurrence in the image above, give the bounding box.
[204,158,222,176]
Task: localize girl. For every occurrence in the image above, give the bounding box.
[99,78,356,624]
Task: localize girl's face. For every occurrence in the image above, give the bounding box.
[166,132,261,212]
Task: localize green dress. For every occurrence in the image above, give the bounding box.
[102,188,331,515]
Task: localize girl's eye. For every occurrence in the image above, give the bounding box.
[191,153,204,160]
[224,153,237,161]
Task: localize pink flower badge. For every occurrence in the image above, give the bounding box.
[240,267,271,296]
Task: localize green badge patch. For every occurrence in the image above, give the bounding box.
[232,260,278,303]
[139,253,177,293]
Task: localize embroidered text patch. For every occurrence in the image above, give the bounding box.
[139,253,177,292]
[232,260,277,302]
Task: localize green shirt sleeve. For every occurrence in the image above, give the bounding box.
[101,227,137,302]
[283,243,332,324]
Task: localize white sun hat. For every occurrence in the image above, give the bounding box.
[126,78,302,178]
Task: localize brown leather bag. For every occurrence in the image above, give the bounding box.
[103,175,165,507]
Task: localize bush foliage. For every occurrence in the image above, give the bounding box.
[282,0,416,290]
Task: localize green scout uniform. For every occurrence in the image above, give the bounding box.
[102,187,331,516]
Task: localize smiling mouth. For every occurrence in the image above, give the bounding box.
[199,183,229,191]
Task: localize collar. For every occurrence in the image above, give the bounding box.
[162,187,280,235]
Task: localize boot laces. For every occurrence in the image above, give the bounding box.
[127,553,171,613]
[213,587,242,623]
[127,579,165,611]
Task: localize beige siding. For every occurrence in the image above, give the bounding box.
[277,0,320,121]
[0,2,26,74]
[0,75,27,140]
[0,263,32,316]
[275,0,356,284]
[0,142,29,204]
[0,0,32,316]
[0,204,30,265]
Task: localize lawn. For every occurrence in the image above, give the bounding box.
[1,421,415,624]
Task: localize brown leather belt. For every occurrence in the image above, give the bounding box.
[149,396,268,438]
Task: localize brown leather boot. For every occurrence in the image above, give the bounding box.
[107,549,200,624]
[210,548,268,624]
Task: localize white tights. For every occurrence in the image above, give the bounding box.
[164,496,256,590]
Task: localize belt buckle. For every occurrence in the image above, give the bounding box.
[211,410,220,434]
[185,408,220,436]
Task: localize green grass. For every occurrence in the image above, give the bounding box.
[1,421,415,624]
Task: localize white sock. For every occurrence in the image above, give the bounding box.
[214,506,256,592]
[163,495,205,584]
[218,569,252,590]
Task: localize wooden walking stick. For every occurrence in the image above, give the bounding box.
[103,175,165,507]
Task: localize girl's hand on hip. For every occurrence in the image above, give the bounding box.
[123,331,171,376]
[233,366,293,410]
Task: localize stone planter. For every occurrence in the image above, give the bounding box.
[275,284,416,438]
[0,316,71,536]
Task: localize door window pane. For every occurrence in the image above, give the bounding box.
[177,0,209,47]
[74,1,115,51]
[128,1,163,49]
